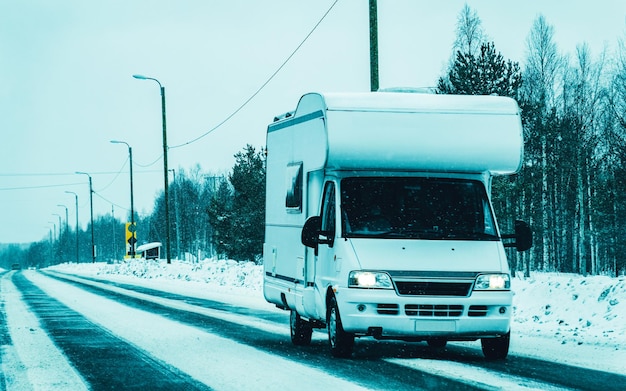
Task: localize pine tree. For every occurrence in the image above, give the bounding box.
[207,180,234,259]
[438,42,522,98]
[207,144,266,263]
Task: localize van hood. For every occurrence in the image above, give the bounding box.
[348,238,507,273]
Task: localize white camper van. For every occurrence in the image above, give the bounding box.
[263,92,532,360]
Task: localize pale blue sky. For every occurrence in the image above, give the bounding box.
[1,0,625,243]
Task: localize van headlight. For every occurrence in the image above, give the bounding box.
[348,271,393,289]
[474,274,510,290]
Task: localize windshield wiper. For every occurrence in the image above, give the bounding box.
[439,232,499,240]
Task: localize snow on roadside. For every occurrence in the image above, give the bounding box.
[511,272,625,347]
[49,259,269,309]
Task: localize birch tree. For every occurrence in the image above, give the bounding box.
[453,4,487,57]
[522,15,564,273]
[561,44,607,275]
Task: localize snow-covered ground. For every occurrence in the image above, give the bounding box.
[40,258,625,374]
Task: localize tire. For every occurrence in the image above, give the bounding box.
[327,296,354,358]
[427,338,447,349]
[481,331,510,360]
[290,310,312,346]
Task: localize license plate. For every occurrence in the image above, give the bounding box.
[414,320,456,332]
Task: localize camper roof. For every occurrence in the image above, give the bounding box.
[293,92,520,117]
[270,92,524,175]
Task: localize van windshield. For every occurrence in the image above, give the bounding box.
[340,177,498,240]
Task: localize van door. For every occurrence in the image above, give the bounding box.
[316,181,337,297]
[301,172,323,318]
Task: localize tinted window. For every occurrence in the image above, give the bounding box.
[285,163,303,212]
[341,177,497,240]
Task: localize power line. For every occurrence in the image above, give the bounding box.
[95,156,129,193]
[0,182,84,191]
[0,169,161,192]
[93,191,128,212]
[170,0,340,149]
[134,154,163,168]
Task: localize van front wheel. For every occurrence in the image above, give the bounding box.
[327,296,354,358]
[290,310,312,346]
[481,331,510,360]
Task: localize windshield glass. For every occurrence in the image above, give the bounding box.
[341,177,497,240]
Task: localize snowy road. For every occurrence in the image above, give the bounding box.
[1,270,624,390]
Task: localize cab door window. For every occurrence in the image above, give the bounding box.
[320,182,336,246]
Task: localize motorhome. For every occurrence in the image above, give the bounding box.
[263,92,532,359]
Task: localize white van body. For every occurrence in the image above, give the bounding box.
[263,92,528,359]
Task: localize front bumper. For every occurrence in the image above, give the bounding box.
[335,288,512,339]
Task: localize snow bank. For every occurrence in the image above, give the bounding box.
[512,273,625,347]
[91,258,262,290]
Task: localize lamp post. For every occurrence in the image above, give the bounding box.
[133,74,171,264]
[52,213,62,262]
[48,221,56,242]
[57,204,68,235]
[110,140,136,257]
[52,213,62,236]
[76,171,96,263]
[169,169,180,260]
[65,191,79,263]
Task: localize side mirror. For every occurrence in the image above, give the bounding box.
[302,216,322,249]
[503,220,532,252]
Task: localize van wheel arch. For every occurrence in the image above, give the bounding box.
[326,291,354,358]
[481,331,510,360]
[290,310,313,346]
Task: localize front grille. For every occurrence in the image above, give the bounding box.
[377,303,399,315]
[468,305,488,317]
[395,281,472,296]
[405,304,463,317]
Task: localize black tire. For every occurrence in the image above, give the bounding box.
[327,296,354,358]
[290,310,313,346]
[481,331,510,360]
[427,338,447,349]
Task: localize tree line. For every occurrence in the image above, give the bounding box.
[0,145,265,269]
[440,6,626,277]
[3,6,625,277]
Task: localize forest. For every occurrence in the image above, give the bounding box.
[2,6,626,277]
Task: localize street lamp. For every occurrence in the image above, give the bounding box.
[65,191,79,263]
[57,204,68,235]
[170,169,180,260]
[110,139,136,257]
[76,171,96,263]
[52,213,62,236]
[48,221,57,242]
[133,74,171,264]
[52,213,62,262]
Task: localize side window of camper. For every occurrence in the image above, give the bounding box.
[285,162,303,212]
[320,182,336,237]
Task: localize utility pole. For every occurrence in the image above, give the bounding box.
[111,140,136,257]
[133,74,171,264]
[369,0,379,92]
[77,171,96,263]
[170,169,180,260]
[65,191,79,263]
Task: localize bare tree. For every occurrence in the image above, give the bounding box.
[522,15,564,274]
[565,44,607,275]
[453,3,487,57]
[523,15,564,109]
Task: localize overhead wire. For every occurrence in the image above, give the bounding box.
[93,191,128,212]
[94,156,128,193]
[0,182,84,191]
[170,0,340,149]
